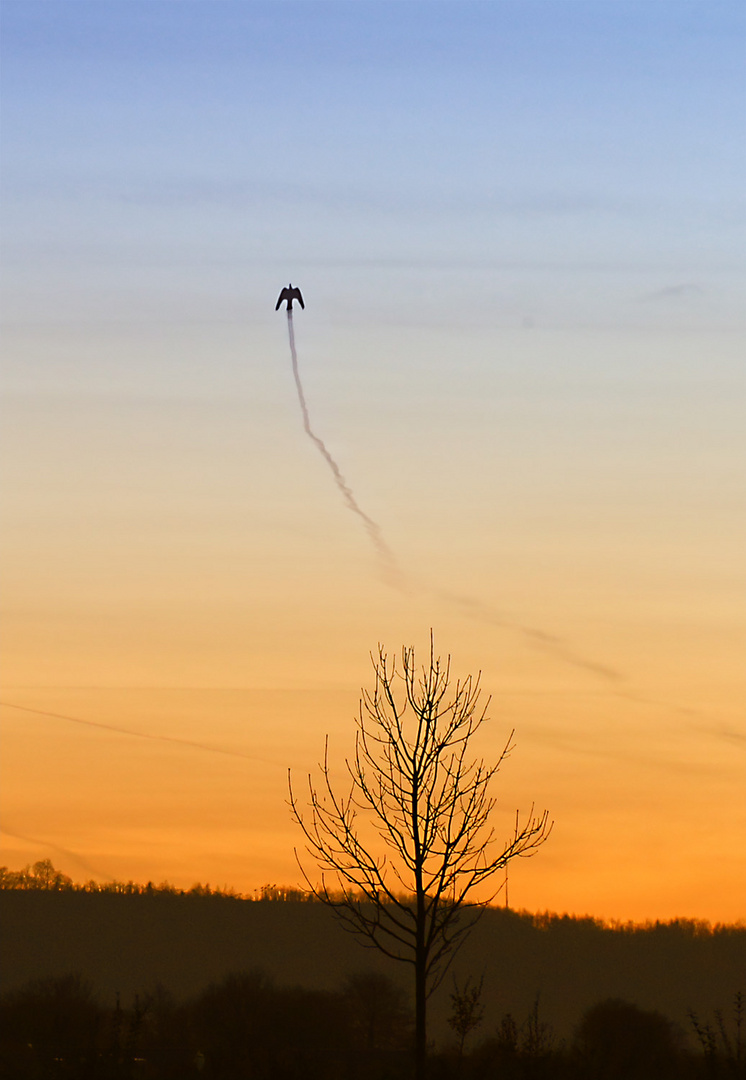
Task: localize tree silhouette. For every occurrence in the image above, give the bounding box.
[289,634,551,1077]
[0,974,103,1077]
[447,975,485,1076]
[574,998,684,1079]
[0,858,74,891]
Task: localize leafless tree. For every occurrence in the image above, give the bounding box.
[288,635,551,1077]
[448,975,486,1075]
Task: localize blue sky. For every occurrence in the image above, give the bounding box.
[3,0,743,332]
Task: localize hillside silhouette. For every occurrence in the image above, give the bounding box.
[1,862,743,1054]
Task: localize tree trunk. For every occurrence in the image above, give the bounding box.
[415,947,427,1079]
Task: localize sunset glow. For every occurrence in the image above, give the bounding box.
[1,0,744,924]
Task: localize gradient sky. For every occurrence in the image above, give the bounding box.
[1,0,744,922]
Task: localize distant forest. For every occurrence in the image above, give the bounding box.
[0,859,446,907]
[1,860,740,935]
[0,859,309,901]
[2,862,744,1078]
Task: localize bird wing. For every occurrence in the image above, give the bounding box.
[275,287,289,311]
[293,288,305,309]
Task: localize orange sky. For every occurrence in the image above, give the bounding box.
[3,322,744,923]
[2,3,744,924]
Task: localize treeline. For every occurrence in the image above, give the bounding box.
[0,861,311,902]
[0,970,742,1079]
[1,863,739,941]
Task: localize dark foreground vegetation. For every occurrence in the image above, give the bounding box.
[2,864,744,1077]
[1,970,743,1079]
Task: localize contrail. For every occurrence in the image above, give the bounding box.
[280,290,689,700]
[282,307,621,677]
[438,591,624,683]
[0,823,114,880]
[286,310,398,582]
[0,700,277,764]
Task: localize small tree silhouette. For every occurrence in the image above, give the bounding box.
[575,998,683,1079]
[689,991,745,1077]
[289,634,551,1078]
[448,975,485,1075]
[0,974,103,1075]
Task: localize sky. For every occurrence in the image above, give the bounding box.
[1,0,744,923]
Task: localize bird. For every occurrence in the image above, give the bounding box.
[275,284,304,311]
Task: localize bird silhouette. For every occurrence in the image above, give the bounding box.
[275,284,304,311]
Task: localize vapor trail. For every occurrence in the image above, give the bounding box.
[283,314,619,682]
[287,310,398,581]
[0,700,275,764]
[438,591,624,683]
[0,824,113,880]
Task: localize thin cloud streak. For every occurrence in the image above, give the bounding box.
[4,172,656,219]
[439,590,624,683]
[0,824,114,880]
[639,282,704,302]
[519,732,726,778]
[439,593,727,727]
[0,701,276,765]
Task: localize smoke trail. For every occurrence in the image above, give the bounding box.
[287,311,398,582]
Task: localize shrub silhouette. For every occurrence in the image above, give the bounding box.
[0,973,102,1078]
[460,997,561,1080]
[8,968,746,1079]
[342,971,412,1054]
[689,991,745,1078]
[573,997,684,1079]
[186,972,392,1080]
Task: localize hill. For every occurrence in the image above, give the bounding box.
[1,887,742,1045]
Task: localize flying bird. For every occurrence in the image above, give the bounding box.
[275,284,304,311]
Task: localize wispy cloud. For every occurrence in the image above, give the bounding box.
[0,701,277,765]
[3,170,651,221]
[699,723,746,747]
[639,282,704,302]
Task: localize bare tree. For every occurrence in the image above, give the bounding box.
[448,975,486,1076]
[288,635,551,1077]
